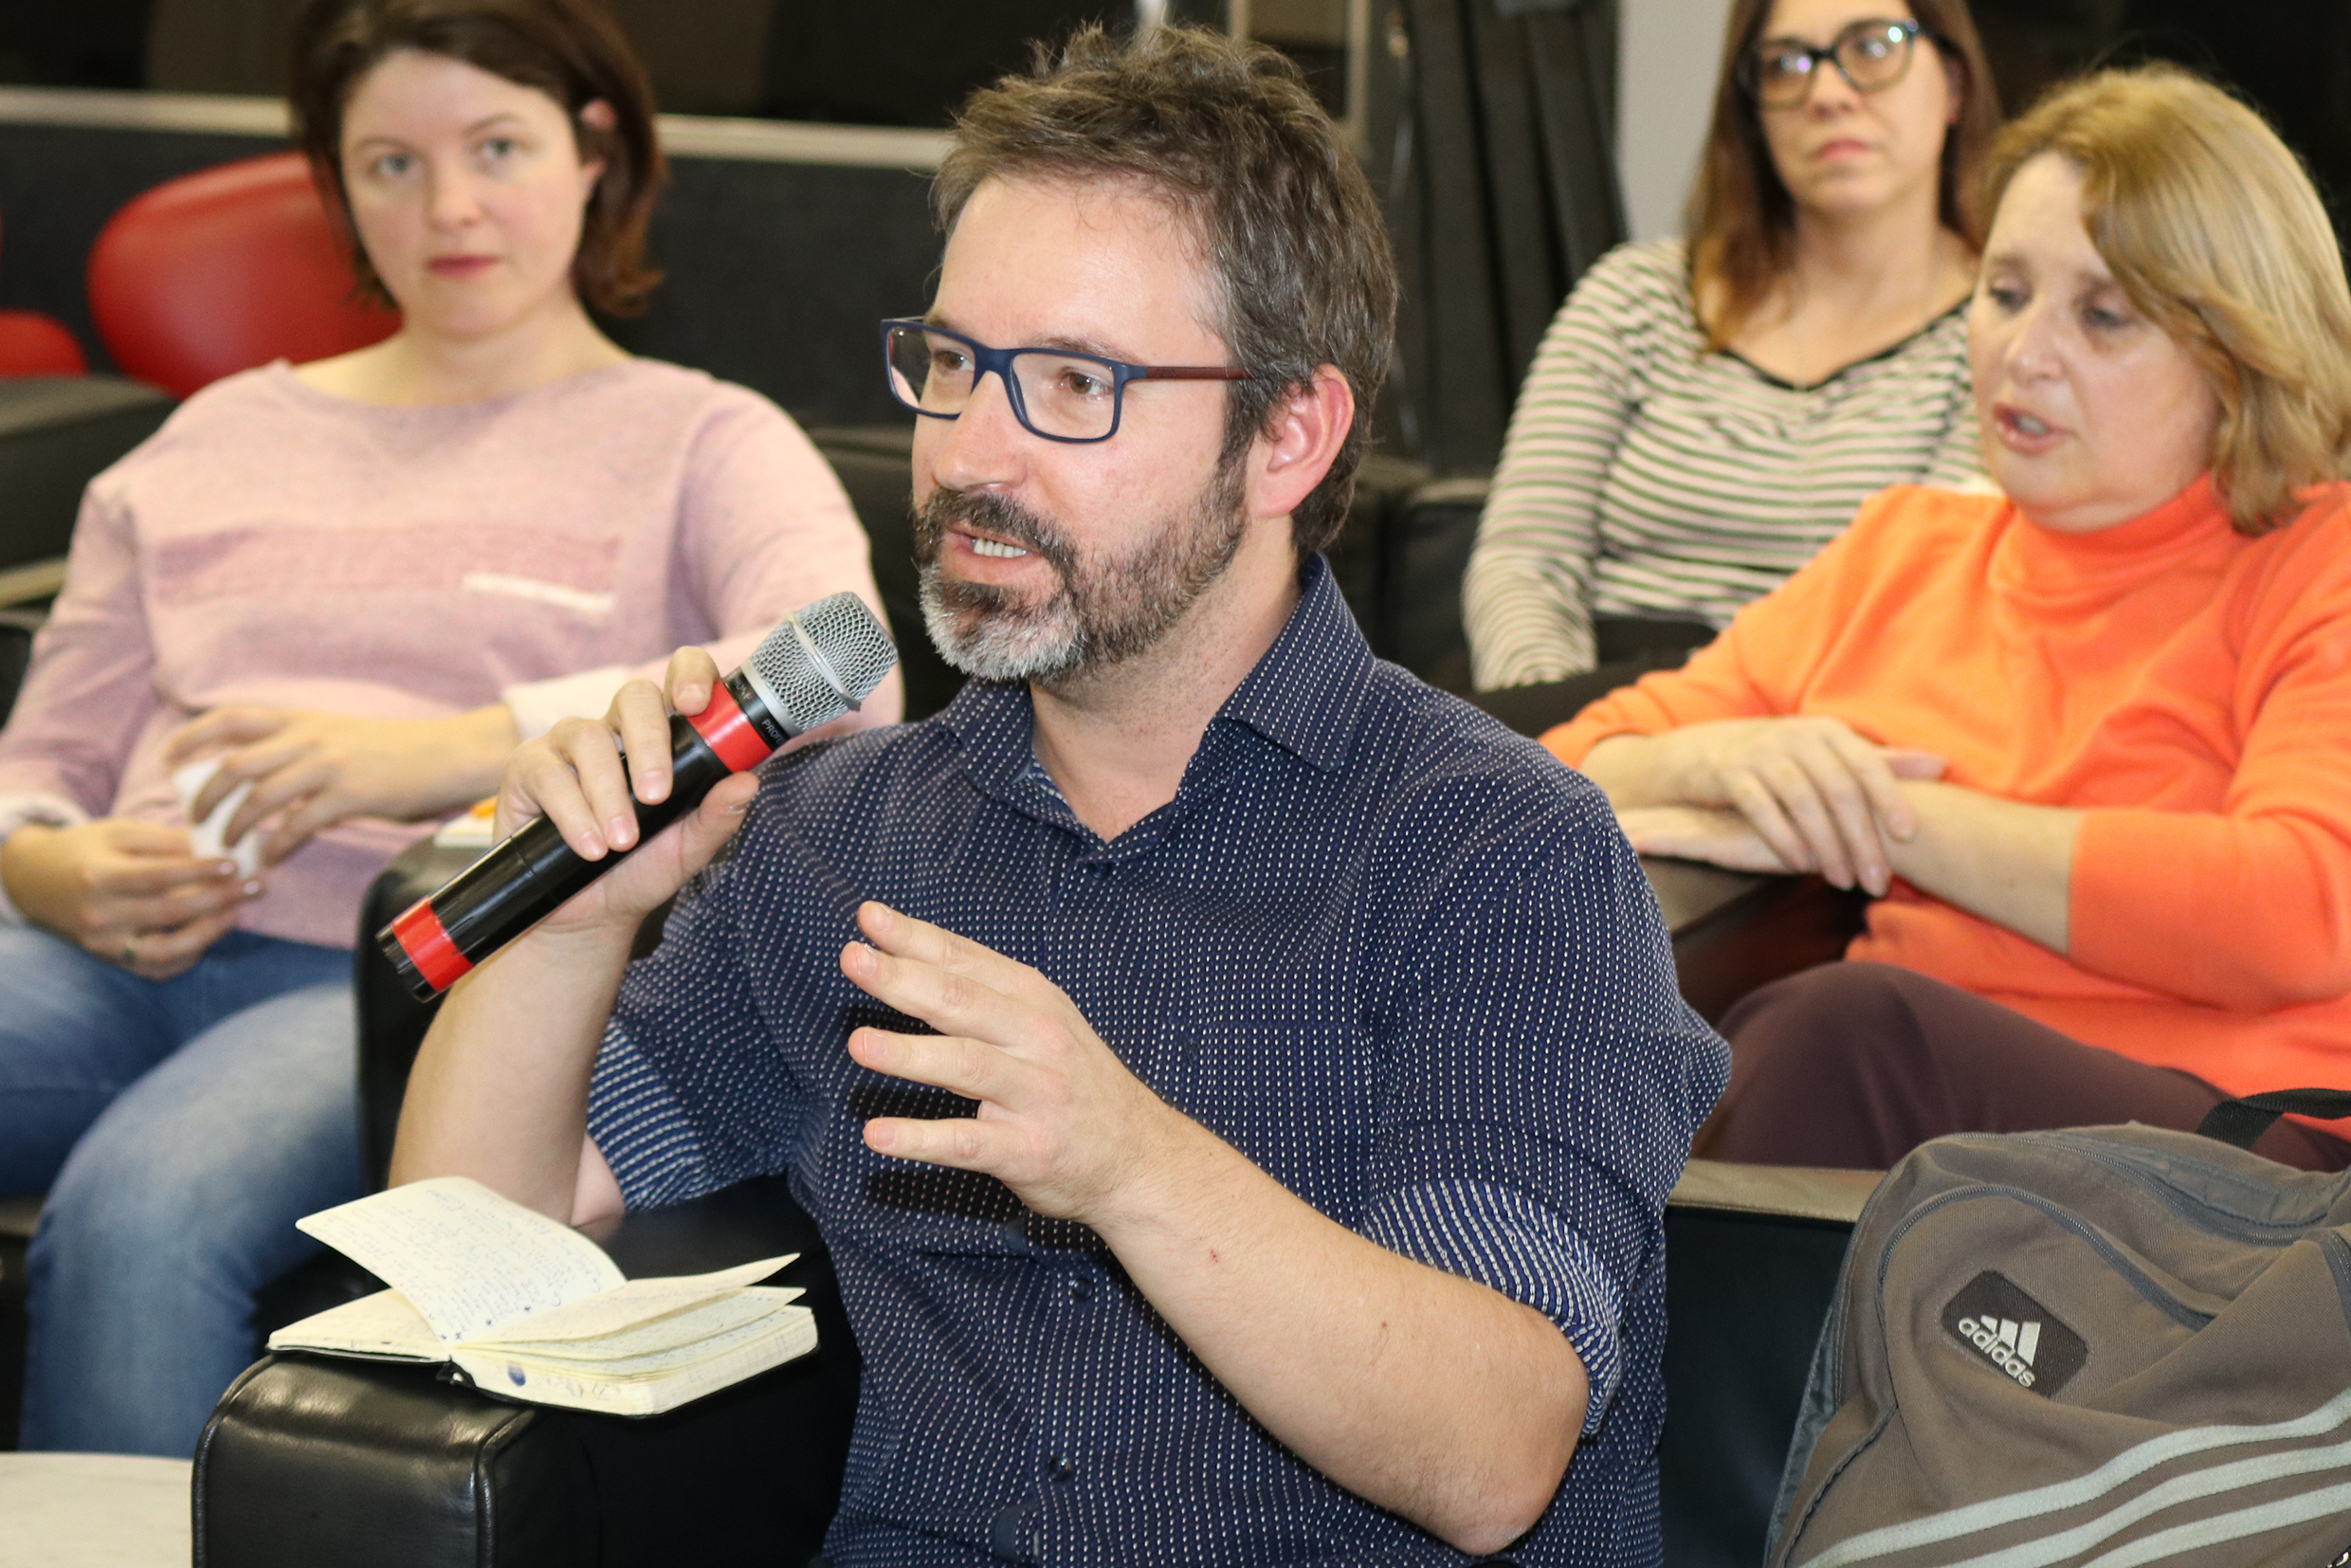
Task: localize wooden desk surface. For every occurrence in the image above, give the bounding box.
[0,1452,191,1562]
[1640,856,1768,936]
[1644,857,1868,1024]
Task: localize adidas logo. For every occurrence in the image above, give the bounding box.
[1957,1314,2042,1388]
[1942,1272,2087,1397]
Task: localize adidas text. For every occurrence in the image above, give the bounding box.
[1957,1315,2039,1388]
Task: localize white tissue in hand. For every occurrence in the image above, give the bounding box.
[173,758,263,880]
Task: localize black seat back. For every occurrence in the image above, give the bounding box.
[0,377,173,573]
[1660,1166,1876,1567]
[809,426,966,721]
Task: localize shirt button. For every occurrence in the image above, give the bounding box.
[1048,1454,1078,1482]
[1064,1274,1095,1302]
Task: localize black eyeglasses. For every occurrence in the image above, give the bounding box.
[881,319,1250,445]
[1743,18,1934,109]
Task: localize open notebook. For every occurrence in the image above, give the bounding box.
[268,1176,816,1416]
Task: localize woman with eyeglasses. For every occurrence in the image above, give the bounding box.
[0,0,896,1457]
[1463,0,1999,734]
[1551,67,2351,1172]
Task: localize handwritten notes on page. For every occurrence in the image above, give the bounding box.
[297,1177,625,1344]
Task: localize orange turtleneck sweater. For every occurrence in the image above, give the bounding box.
[1545,476,2351,1100]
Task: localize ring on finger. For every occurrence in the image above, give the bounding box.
[119,936,139,967]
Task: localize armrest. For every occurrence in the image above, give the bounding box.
[198,1175,859,1568]
[1668,1159,1879,1226]
[355,839,486,1190]
[309,844,866,1567]
[0,606,46,728]
[355,838,685,1189]
[1646,860,1873,1565]
[0,1194,33,1446]
[0,377,173,573]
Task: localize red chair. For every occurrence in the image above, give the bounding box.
[0,210,89,377]
[86,151,397,398]
[0,312,88,378]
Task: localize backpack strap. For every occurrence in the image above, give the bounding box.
[2196,1088,2351,1150]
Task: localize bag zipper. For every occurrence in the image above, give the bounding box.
[1875,1186,2214,1330]
[2035,1130,2342,1242]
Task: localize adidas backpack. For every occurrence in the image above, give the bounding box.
[1766,1090,2351,1568]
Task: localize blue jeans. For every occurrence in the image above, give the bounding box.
[0,925,359,1455]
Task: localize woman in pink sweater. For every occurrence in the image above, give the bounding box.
[0,0,899,1454]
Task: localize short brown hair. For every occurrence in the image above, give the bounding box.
[289,0,665,316]
[1687,0,1998,348]
[1981,67,2351,534]
[935,25,1398,556]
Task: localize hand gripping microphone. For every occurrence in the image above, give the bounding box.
[377,592,898,1001]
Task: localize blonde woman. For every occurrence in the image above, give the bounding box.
[1553,67,2351,1172]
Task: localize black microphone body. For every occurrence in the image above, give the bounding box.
[379,595,897,1000]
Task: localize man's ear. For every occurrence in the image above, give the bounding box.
[1248,365,1356,521]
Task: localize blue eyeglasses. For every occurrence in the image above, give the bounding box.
[882,319,1250,444]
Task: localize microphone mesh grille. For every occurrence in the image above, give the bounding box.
[748,592,898,734]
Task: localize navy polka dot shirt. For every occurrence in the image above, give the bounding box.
[588,555,1729,1565]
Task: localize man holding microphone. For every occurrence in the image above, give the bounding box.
[393,25,1724,1564]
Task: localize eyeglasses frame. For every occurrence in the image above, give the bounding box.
[1741,17,1935,110]
[881,319,1251,446]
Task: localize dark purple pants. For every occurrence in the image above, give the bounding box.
[1697,961,2351,1173]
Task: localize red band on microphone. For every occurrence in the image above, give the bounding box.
[392,900,472,994]
[686,682,774,773]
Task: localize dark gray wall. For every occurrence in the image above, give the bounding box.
[0,121,944,428]
[0,124,270,373]
[612,156,943,428]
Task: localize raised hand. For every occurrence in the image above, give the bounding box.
[838,901,1191,1226]
[489,647,756,939]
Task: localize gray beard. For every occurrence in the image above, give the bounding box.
[913,461,1248,686]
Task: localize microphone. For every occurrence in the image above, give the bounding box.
[377,592,898,1001]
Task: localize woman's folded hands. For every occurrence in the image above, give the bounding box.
[1581,717,1947,895]
[164,703,523,867]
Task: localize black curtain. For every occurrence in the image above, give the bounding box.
[1375,0,1625,477]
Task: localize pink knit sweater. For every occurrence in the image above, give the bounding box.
[0,358,903,948]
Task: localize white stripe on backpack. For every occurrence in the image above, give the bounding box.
[1952,1444,2351,1568]
[2084,1480,2351,1568]
[1801,1386,2351,1568]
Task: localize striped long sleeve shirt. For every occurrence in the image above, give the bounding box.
[1463,238,1984,690]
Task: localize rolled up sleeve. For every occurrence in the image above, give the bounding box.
[1361,776,1729,1431]
[1363,1177,1628,1433]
